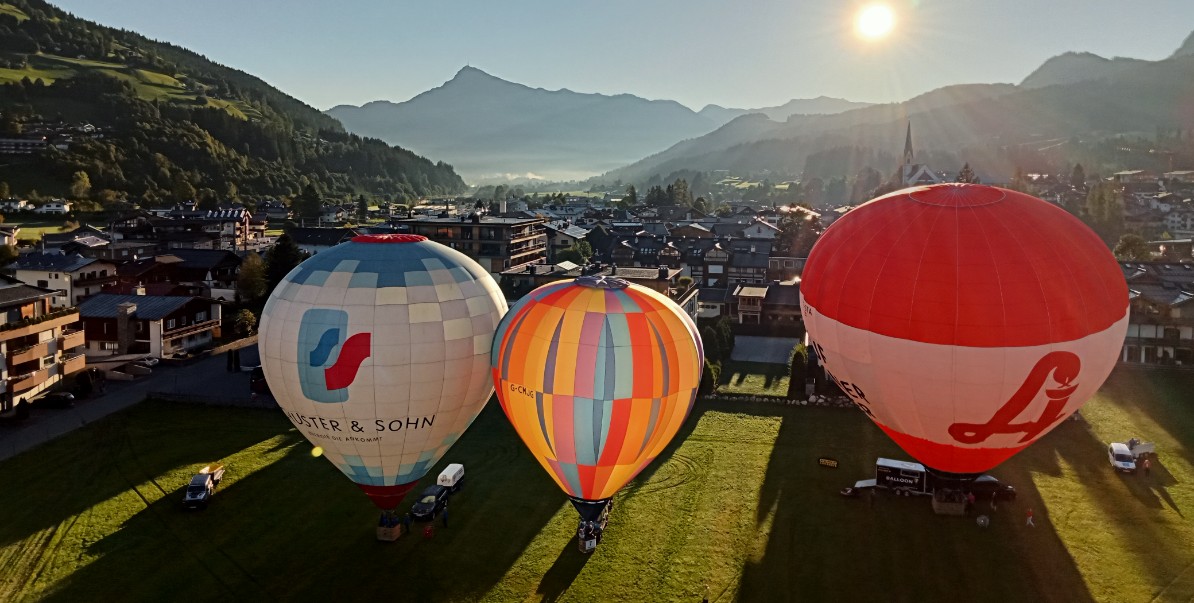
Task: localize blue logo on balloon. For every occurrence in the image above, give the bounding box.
[298,308,372,403]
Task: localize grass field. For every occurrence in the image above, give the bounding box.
[0,3,29,22]
[1,368,1192,602]
[1,218,75,240]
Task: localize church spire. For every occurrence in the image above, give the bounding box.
[903,120,914,165]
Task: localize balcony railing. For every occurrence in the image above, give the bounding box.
[60,328,85,350]
[0,308,79,336]
[9,340,51,365]
[62,353,86,376]
[8,365,55,393]
[162,318,221,342]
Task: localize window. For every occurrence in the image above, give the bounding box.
[102,342,118,350]
[37,280,48,288]
[167,319,176,329]
[196,311,207,322]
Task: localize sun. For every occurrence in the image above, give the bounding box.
[856,4,895,40]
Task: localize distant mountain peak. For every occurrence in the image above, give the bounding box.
[1173,30,1194,58]
[1020,51,1145,89]
[452,65,493,80]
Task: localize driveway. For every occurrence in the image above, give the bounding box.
[730,336,800,364]
[0,346,262,463]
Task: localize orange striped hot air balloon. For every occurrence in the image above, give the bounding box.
[491,275,702,546]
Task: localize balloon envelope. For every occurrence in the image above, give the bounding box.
[800,184,1128,474]
[260,234,507,508]
[491,276,702,508]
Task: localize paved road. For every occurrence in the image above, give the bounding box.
[0,346,260,463]
[730,336,800,364]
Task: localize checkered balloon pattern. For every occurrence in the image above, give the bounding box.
[491,277,702,502]
[259,235,507,508]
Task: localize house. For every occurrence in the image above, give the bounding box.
[731,284,768,324]
[0,225,19,247]
[33,200,72,214]
[899,122,943,187]
[12,253,120,308]
[1120,262,1194,365]
[501,262,696,315]
[78,293,222,359]
[739,220,781,240]
[167,249,242,300]
[393,215,546,277]
[543,220,590,262]
[288,227,358,255]
[767,257,806,282]
[0,198,32,212]
[0,275,86,412]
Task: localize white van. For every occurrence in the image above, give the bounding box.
[1108,443,1137,473]
[438,463,465,492]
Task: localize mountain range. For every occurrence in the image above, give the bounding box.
[596,30,1194,186]
[326,68,868,182]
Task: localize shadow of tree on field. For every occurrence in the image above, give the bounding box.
[40,402,564,603]
[0,401,288,553]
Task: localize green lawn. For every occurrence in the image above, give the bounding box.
[717,360,791,396]
[1,219,75,240]
[1,368,1192,602]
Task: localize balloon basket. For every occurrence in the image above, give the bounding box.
[376,525,405,542]
[575,500,613,554]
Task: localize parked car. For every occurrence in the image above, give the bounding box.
[37,392,76,409]
[409,485,450,520]
[1108,442,1137,474]
[183,464,226,509]
[138,356,160,367]
[966,474,1017,501]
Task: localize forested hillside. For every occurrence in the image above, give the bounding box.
[0,0,464,205]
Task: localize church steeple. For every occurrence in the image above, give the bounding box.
[903,120,914,165]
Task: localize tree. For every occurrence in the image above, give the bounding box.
[955,163,978,184]
[1070,164,1087,189]
[293,184,322,219]
[693,197,709,214]
[357,195,369,222]
[196,188,219,211]
[0,244,17,267]
[644,185,668,207]
[786,343,809,399]
[69,171,91,199]
[237,252,267,301]
[0,181,8,199]
[698,359,721,397]
[171,171,196,204]
[624,185,638,207]
[1113,234,1152,260]
[555,240,593,265]
[715,316,734,361]
[701,326,722,362]
[232,308,258,337]
[265,233,304,292]
[669,178,692,207]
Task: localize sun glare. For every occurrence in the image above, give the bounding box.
[856,4,895,40]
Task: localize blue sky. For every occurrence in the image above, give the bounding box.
[51,0,1194,111]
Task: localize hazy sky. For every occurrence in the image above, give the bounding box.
[50,0,1194,112]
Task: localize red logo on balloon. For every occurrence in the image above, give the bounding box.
[948,351,1081,445]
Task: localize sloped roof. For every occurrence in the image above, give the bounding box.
[0,274,56,307]
[287,227,359,247]
[78,293,198,320]
[13,252,97,273]
[764,284,801,307]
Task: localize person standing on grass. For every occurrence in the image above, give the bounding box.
[1026,508,1035,527]
[1143,457,1151,477]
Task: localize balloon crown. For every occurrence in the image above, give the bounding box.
[351,234,427,244]
[574,275,630,290]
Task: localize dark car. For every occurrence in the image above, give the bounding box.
[38,392,76,409]
[409,485,450,520]
[967,474,1017,501]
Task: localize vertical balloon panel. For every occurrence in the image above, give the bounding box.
[260,234,507,508]
[491,277,702,503]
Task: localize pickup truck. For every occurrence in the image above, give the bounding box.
[183,464,225,509]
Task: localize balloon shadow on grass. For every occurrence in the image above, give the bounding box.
[734,402,1097,603]
[534,540,594,603]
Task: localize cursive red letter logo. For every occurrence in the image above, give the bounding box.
[948,351,1081,445]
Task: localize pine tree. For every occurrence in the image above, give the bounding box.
[265,234,304,292]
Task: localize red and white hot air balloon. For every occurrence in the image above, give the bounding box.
[800,184,1128,475]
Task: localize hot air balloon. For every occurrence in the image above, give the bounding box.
[491,275,702,549]
[800,184,1128,477]
[259,234,507,510]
